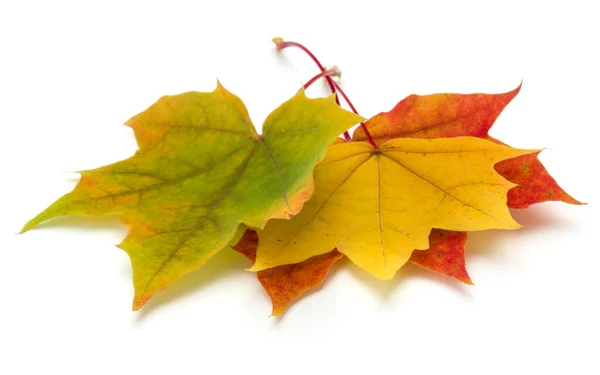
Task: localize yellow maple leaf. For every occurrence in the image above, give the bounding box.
[252,137,538,279]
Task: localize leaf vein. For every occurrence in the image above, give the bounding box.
[381,153,502,222]
[264,153,373,260]
[137,141,258,303]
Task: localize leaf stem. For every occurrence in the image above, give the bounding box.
[273,37,351,142]
[273,37,378,149]
[329,79,378,150]
[303,66,341,91]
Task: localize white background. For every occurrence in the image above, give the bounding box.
[1,1,597,374]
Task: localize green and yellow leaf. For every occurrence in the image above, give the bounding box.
[22,83,363,309]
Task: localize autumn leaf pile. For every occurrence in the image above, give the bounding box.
[21,38,581,316]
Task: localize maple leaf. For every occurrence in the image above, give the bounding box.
[256,85,580,289]
[409,229,471,284]
[252,137,538,279]
[21,83,363,309]
[232,229,342,316]
[353,84,581,208]
[350,85,581,282]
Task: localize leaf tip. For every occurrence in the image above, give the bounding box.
[296,85,307,97]
[462,275,475,285]
[19,218,40,234]
[18,225,31,235]
[509,220,524,230]
[270,306,286,317]
[499,80,523,102]
[512,146,545,161]
[513,79,523,95]
[115,242,126,252]
[246,264,262,273]
[214,79,227,93]
[132,294,150,311]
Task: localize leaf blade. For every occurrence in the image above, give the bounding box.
[233,229,342,316]
[22,85,364,309]
[253,137,538,279]
[353,85,580,208]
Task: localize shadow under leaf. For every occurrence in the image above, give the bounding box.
[342,203,567,304]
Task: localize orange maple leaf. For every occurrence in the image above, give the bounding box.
[232,229,342,316]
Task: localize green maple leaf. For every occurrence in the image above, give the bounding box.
[22,82,363,309]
